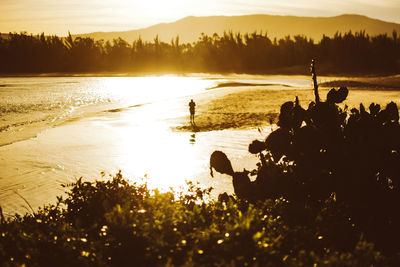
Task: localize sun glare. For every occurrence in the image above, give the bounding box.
[95,76,216,191]
[115,123,204,190]
[100,76,215,107]
[129,0,186,21]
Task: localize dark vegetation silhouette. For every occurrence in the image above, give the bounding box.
[1,31,399,74]
[2,173,398,266]
[1,62,400,265]
[210,60,400,254]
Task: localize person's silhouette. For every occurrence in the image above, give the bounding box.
[189,99,196,124]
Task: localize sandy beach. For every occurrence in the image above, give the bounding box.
[2,75,400,217]
[175,75,400,132]
[0,79,275,216]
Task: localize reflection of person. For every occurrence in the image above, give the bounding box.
[189,99,196,124]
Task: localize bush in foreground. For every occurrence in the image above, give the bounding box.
[0,172,399,266]
[210,61,400,257]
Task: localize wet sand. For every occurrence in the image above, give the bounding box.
[175,82,400,133]
[0,85,269,217]
[2,75,400,217]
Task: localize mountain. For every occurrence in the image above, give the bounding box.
[75,14,400,44]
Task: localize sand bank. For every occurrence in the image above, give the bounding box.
[175,75,400,132]
[2,75,400,216]
[175,85,317,132]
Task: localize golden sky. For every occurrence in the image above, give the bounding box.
[1,0,399,35]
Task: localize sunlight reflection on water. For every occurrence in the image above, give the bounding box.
[2,75,400,215]
[113,122,203,190]
[100,76,217,106]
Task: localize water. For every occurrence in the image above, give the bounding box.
[0,76,218,146]
[1,74,400,216]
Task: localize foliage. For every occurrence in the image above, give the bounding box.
[1,57,400,264]
[0,31,399,74]
[211,62,400,256]
[1,172,399,266]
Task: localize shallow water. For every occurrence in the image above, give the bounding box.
[1,74,400,216]
[0,76,219,146]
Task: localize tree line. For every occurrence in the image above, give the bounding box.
[0,30,399,74]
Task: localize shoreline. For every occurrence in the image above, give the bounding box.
[2,77,400,215]
[173,79,400,133]
[173,85,305,133]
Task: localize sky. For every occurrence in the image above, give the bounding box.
[1,0,399,36]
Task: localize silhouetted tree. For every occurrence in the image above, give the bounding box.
[0,30,399,74]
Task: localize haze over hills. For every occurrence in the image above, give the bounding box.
[74,14,400,44]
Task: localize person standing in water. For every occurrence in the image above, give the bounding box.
[189,99,196,124]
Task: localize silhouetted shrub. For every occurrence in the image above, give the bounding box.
[1,173,398,266]
[210,63,400,254]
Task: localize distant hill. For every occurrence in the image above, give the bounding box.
[75,14,400,44]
